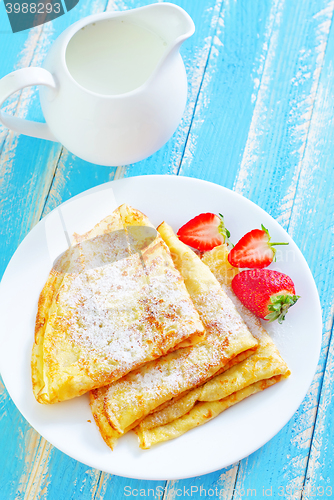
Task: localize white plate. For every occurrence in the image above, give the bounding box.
[0,175,322,480]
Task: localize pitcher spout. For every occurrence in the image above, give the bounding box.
[129,3,195,50]
[151,2,195,47]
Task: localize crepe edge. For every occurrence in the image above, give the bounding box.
[135,374,286,449]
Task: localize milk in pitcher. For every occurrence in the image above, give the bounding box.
[65,19,168,95]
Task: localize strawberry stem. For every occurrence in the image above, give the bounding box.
[218,214,233,247]
[265,294,300,323]
[261,224,288,261]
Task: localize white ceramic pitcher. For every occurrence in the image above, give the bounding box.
[0,3,194,166]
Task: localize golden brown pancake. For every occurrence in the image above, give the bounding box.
[135,246,290,448]
[93,223,258,442]
[135,376,283,448]
[31,205,205,404]
[90,386,121,450]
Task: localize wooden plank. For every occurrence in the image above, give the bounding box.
[0,378,36,499]
[292,17,334,497]
[0,12,66,500]
[232,0,334,225]
[221,0,334,498]
[162,469,238,500]
[0,21,61,279]
[179,0,280,187]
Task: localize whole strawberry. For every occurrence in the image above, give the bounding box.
[177,213,230,251]
[231,269,300,323]
[228,225,288,268]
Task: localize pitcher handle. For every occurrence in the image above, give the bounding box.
[0,67,57,141]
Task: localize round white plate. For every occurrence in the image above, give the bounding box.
[0,175,322,480]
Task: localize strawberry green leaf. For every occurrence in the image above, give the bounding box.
[261,224,270,237]
[265,294,300,324]
[218,214,233,247]
[259,224,289,262]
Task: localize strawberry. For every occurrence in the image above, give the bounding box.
[228,225,288,268]
[177,213,231,252]
[231,269,300,323]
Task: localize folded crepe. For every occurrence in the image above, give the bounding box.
[91,225,258,447]
[31,205,205,404]
[135,245,291,448]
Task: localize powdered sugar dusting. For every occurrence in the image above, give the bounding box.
[56,229,202,380]
[105,282,257,428]
[195,287,253,343]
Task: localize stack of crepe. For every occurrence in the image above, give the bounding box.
[32,205,205,404]
[135,244,291,448]
[32,204,290,449]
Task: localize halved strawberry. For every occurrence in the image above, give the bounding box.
[177,213,230,252]
[228,225,288,268]
[231,269,300,323]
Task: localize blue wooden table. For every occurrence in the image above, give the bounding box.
[0,0,333,498]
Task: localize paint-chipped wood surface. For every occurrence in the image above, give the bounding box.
[0,0,333,498]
